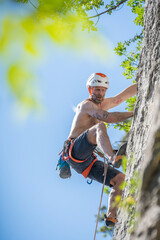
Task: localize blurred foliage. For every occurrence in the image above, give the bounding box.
[0,0,144,114]
[113,0,144,132]
[106,119,132,133]
[122,156,127,173]
[0,0,111,112]
[8,64,38,108]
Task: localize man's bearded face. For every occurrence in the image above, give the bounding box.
[91,86,107,103]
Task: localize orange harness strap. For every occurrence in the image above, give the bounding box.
[81,154,97,178]
[69,141,97,178]
[69,141,87,163]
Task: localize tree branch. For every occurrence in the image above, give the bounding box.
[29,0,38,9]
[88,0,128,19]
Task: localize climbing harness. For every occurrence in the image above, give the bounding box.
[57,138,98,179]
[68,140,97,178]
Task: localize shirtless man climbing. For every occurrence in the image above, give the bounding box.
[58,73,137,227]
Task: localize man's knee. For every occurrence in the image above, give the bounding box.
[87,122,107,145]
[96,122,107,132]
[110,172,125,186]
[117,173,125,183]
[88,122,106,138]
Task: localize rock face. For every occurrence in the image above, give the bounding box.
[113,0,160,239]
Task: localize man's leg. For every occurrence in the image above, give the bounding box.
[107,172,125,219]
[87,122,115,161]
[88,161,125,225]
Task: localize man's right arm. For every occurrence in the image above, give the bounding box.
[91,109,133,123]
[82,101,133,123]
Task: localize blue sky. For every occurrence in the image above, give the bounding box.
[0,2,142,240]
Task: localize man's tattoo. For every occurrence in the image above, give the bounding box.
[103,112,109,119]
[93,111,109,120]
[93,113,102,120]
[113,98,123,105]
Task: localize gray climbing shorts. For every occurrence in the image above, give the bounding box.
[67,130,122,186]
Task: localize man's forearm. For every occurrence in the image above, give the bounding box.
[115,83,137,102]
[93,110,133,123]
[108,111,133,123]
[123,83,137,99]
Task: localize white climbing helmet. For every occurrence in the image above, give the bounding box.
[86,73,109,89]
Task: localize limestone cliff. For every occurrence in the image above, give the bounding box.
[113,0,160,239]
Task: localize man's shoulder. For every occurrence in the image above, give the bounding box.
[77,99,95,111]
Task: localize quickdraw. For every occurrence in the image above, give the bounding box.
[59,138,74,161]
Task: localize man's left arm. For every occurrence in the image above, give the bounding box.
[104,83,137,109]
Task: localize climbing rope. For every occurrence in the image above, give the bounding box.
[93,148,109,240]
